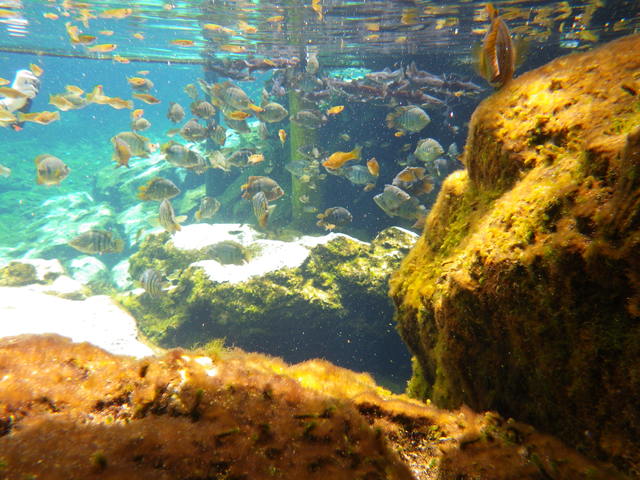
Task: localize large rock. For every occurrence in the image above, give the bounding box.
[390,34,640,475]
[0,334,623,480]
[119,224,416,385]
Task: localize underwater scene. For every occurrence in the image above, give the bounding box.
[1,0,640,478]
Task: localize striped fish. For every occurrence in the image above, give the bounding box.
[158,199,186,234]
[251,191,272,228]
[68,229,124,255]
[139,268,165,297]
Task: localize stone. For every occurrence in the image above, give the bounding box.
[68,256,110,288]
[390,34,640,476]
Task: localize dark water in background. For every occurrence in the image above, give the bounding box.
[0,0,638,390]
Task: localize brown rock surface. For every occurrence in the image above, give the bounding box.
[0,334,622,479]
[390,34,640,477]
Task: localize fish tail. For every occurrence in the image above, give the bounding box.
[352,145,362,160]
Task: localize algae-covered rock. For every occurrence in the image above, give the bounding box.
[390,34,640,476]
[0,334,624,480]
[0,261,38,286]
[119,224,416,383]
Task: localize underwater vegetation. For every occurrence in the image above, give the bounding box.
[391,34,640,476]
[0,334,625,480]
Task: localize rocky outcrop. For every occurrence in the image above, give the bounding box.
[119,224,416,384]
[0,334,624,480]
[390,34,640,476]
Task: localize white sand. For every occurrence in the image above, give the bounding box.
[0,287,154,358]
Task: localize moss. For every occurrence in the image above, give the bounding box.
[0,261,38,286]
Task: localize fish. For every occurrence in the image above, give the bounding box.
[0,87,27,99]
[225,117,250,133]
[256,102,288,123]
[132,33,144,40]
[211,125,227,146]
[184,83,199,100]
[392,166,434,196]
[290,110,326,129]
[0,107,17,124]
[341,165,377,186]
[251,191,273,228]
[161,141,204,170]
[220,44,246,53]
[112,137,132,168]
[316,207,352,231]
[311,0,323,21]
[88,44,117,53]
[414,138,444,164]
[113,55,130,64]
[35,154,70,186]
[207,151,230,171]
[373,184,428,223]
[285,159,318,177]
[0,164,11,177]
[195,197,221,221]
[306,52,319,74]
[100,8,133,19]
[226,110,251,121]
[139,268,166,297]
[167,102,185,123]
[386,105,430,133]
[68,229,124,255]
[180,118,208,142]
[326,105,344,115]
[29,64,44,77]
[133,93,160,104]
[86,85,133,109]
[17,111,60,125]
[203,23,237,35]
[66,85,84,95]
[238,20,257,34]
[297,144,322,161]
[138,177,181,201]
[43,13,59,20]
[267,15,284,22]
[241,176,284,201]
[248,153,265,164]
[128,77,154,92]
[170,39,195,46]
[100,30,114,36]
[322,146,362,170]
[367,158,380,176]
[137,70,150,76]
[210,81,262,112]
[131,117,151,131]
[131,108,144,120]
[257,122,269,140]
[278,129,287,145]
[158,199,186,234]
[478,3,516,87]
[190,100,216,119]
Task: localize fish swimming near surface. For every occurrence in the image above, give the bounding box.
[386,105,430,133]
[478,3,516,87]
[195,196,221,221]
[241,176,284,201]
[137,177,181,201]
[68,229,124,255]
[139,268,166,297]
[167,102,185,123]
[35,154,70,186]
[322,146,362,170]
[316,207,352,231]
[158,199,186,234]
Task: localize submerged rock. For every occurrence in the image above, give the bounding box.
[390,34,640,475]
[119,224,417,382]
[0,334,622,480]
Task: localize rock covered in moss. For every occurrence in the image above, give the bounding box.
[390,34,640,476]
[0,261,38,286]
[0,334,623,480]
[120,224,417,381]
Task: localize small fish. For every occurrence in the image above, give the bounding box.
[113,55,130,64]
[131,108,144,120]
[195,197,221,221]
[29,64,44,77]
[65,85,84,95]
[326,105,344,115]
[386,106,430,133]
[290,110,326,129]
[478,3,516,87]
[100,8,133,19]
[128,77,154,92]
[316,207,352,231]
[203,24,237,35]
[158,199,186,234]
[227,110,251,120]
[74,34,97,45]
[88,44,117,52]
[0,87,27,99]
[0,78,9,86]
[414,138,445,165]
[311,0,323,21]
[341,165,377,186]
[171,39,195,46]
[251,191,272,228]
[131,117,151,131]
[266,15,284,22]
[0,107,16,123]
[43,13,59,20]
[184,83,198,100]
[220,44,246,53]
[167,102,185,123]
[17,111,60,125]
[248,153,265,164]
[139,268,165,297]
[211,125,227,146]
[241,175,284,201]
[367,157,380,176]
[339,133,351,142]
[278,129,287,145]
[0,164,11,177]
[100,30,114,36]
[190,100,216,119]
[373,184,427,225]
[48,94,76,111]
[322,146,361,170]
[238,20,258,34]
[394,131,406,137]
[138,177,181,201]
[137,70,150,76]
[133,93,161,104]
[133,32,145,40]
[68,229,124,255]
[35,154,70,186]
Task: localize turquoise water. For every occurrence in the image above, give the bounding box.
[0,0,638,387]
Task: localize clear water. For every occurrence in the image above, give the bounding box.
[0,0,638,388]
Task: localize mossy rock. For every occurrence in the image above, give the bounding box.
[390,34,640,476]
[119,226,416,382]
[0,262,38,286]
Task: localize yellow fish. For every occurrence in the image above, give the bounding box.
[132,32,144,40]
[478,3,516,87]
[30,64,44,77]
[266,15,284,22]
[203,24,236,35]
[18,111,61,125]
[220,44,246,53]
[238,20,257,34]
[278,129,287,145]
[100,8,132,19]
[88,43,117,52]
[170,39,195,46]
[322,146,361,170]
[0,78,9,86]
[100,30,114,36]
[227,110,251,120]
[113,55,130,64]
[43,13,59,20]
[0,87,27,99]
[133,93,161,104]
[326,105,344,115]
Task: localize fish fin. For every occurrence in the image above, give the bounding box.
[175,215,188,223]
[486,3,498,21]
[352,145,362,160]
